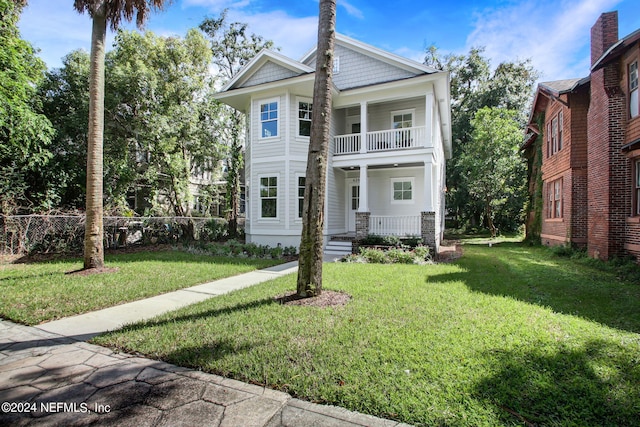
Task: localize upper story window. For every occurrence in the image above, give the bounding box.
[392,110,413,129]
[298,101,312,137]
[333,56,340,74]
[547,111,563,157]
[630,60,638,119]
[260,100,278,138]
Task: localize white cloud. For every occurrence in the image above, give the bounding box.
[466,0,622,81]
[182,0,251,10]
[338,0,364,20]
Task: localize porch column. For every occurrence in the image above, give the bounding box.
[359,101,368,154]
[358,164,368,212]
[425,91,434,148]
[423,162,434,211]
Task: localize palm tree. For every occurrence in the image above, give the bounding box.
[296,0,337,297]
[73,0,171,269]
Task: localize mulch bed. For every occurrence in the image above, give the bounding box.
[436,240,463,263]
[275,290,351,308]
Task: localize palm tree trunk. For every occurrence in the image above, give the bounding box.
[296,0,337,297]
[83,3,106,269]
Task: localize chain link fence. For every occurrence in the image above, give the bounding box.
[0,215,232,255]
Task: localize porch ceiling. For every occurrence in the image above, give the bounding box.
[339,161,423,171]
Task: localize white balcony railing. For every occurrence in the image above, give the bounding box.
[369,215,421,237]
[334,133,360,154]
[334,126,426,155]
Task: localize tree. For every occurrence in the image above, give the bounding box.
[296,0,337,297]
[73,0,171,270]
[39,50,91,209]
[107,29,222,216]
[199,11,274,237]
[0,0,54,214]
[458,107,525,237]
[428,47,537,232]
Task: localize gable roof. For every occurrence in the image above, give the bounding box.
[522,77,590,150]
[221,49,314,92]
[300,33,438,75]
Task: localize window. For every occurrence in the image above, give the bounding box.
[630,61,638,118]
[333,56,340,74]
[298,101,312,137]
[297,176,305,218]
[260,176,277,218]
[635,159,640,216]
[392,111,413,129]
[548,111,563,156]
[260,101,278,138]
[547,179,562,219]
[391,179,413,203]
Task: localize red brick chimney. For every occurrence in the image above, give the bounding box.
[587,11,627,260]
[591,11,618,66]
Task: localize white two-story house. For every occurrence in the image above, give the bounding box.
[214,34,452,254]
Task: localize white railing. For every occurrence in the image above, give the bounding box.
[334,133,360,154]
[334,127,425,155]
[369,215,420,237]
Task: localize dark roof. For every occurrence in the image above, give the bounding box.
[592,27,640,71]
[539,77,590,96]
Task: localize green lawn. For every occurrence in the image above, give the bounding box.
[92,241,640,426]
[0,250,281,325]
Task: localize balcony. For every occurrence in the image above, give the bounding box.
[334,126,426,155]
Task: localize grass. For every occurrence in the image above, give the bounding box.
[0,249,281,325]
[92,240,640,426]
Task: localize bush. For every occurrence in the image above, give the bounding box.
[386,248,415,264]
[413,245,431,262]
[202,219,227,242]
[359,247,389,264]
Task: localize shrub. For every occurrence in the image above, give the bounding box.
[359,247,389,264]
[202,219,227,242]
[386,248,415,264]
[413,245,431,262]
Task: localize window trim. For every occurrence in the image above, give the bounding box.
[258,175,279,219]
[391,109,415,129]
[634,158,640,216]
[629,60,638,119]
[296,97,312,139]
[390,177,415,204]
[259,98,279,140]
[546,178,563,219]
[296,175,305,220]
[547,110,563,157]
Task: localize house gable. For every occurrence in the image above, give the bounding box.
[301,34,436,91]
[240,61,301,88]
[221,49,314,92]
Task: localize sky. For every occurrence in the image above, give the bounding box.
[18,0,640,83]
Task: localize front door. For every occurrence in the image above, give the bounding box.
[348,183,360,232]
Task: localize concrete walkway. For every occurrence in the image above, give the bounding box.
[0,261,411,426]
[36,261,300,341]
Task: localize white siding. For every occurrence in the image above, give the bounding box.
[366,168,425,217]
[367,98,426,132]
[331,45,418,90]
[241,61,301,88]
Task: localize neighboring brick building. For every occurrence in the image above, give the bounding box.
[524,11,640,261]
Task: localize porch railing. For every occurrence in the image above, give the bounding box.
[369,215,420,237]
[334,133,360,154]
[334,126,426,155]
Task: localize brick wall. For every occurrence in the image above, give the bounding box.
[587,12,628,260]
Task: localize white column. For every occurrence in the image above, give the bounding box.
[359,101,368,154]
[358,164,368,212]
[425,91,434,148]
[423,162,434,212]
